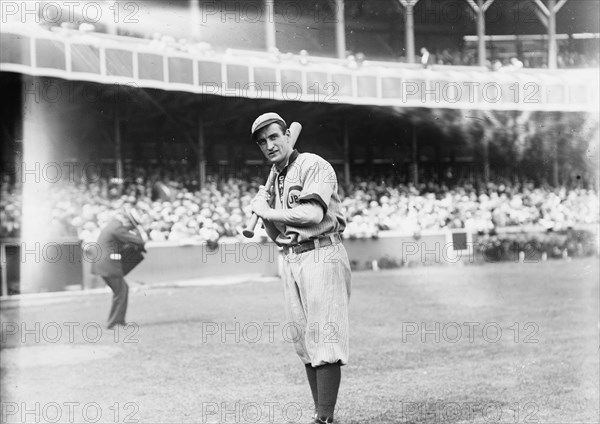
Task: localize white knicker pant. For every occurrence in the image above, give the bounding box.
[281,241,351,366]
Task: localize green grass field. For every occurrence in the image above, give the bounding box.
[1,258,598,423]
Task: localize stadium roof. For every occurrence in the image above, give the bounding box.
[4,1,598,58]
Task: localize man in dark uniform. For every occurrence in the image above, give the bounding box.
[92,208,148,329]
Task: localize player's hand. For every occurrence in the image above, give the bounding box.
[251,185,271,218]
[257,185,271,199]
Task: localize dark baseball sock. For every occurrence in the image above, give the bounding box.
[316,362,341,420]
[305,364,319,413]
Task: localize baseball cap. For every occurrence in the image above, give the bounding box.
[251,112,286,136]
[126,208,143,227]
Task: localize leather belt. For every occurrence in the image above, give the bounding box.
[282,233,342,255]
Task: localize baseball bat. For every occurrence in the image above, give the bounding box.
[242,122,302,238]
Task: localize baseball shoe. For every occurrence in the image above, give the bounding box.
[315,416,334,424]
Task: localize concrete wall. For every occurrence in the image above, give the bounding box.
[82,240,281,289]
[5,231,463,293]
[2,238,83,294]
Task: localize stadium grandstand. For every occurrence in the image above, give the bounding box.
[1,0,599,294]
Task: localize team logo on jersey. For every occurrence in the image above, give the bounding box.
[287,185,303,208]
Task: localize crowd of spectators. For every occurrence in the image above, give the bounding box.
[146,32,214,57]
[412,47,599,69]
[1,171,597,243]
[556,50,599,68]
[0,182,21,239]
[340,178,598,238]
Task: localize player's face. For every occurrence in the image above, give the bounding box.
[255,123,292,168]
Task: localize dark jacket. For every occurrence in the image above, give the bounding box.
[91,219,146,278]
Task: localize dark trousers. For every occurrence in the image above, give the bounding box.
[103,276,129,328]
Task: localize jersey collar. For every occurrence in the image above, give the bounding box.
[274,149,299,175]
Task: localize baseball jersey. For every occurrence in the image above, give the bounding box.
[269,150,346,246]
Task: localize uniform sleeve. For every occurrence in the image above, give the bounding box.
[113,225,146,248]
[261,218,282,243]
[298,158,337,214]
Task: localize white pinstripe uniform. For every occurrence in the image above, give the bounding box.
[269,150,351,367]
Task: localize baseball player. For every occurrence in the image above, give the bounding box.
[92,208,148,329]
[250,113,351,424]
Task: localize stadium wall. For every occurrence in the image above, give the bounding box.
[5,234,454,294]
[2,225,598,294]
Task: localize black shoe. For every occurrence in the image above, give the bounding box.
[315,417,333,424]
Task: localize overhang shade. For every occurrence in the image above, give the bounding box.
[1,24,598,113]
